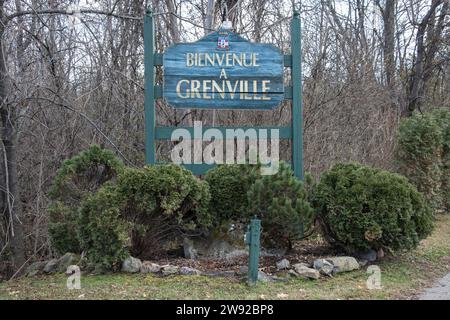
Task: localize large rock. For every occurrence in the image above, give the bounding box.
[180,266,201,276]
[276,259,290,270]
[161,265,179,276]
[205,239,247,260]
[183,223,248,261]
[183,237,248,260]
[121,257,142,273]
[140,262,161,274]
[293,264,320,280]
[292,262,311,269]
[327,257,360,273]
[57,253,80,272]
[43,259,59,274]
[313,259,334,276]
[26,261,47,277]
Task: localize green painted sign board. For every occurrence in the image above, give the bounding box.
[144,9,304,180]
[163,30,284,110]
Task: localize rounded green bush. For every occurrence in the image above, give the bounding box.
[205,164,259,223]
[313,163,434,253]
[79,164,211,266]
[48,145,124,254]
[247,162,315,250]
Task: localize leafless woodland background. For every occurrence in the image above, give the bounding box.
[0,0,448,277]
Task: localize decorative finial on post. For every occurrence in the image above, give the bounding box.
[146,7,152,16]
[293,10,300,18]
[222,20,233,30]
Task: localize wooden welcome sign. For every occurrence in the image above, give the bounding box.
[163,31,284,110]
[144,9,304,179]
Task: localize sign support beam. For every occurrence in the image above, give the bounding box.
[291,11,304,180]
[144,9,156,165]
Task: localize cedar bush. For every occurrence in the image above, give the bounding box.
[313,163,434,253]
[48,145,124,254]
[431,109,450,211]
[205,164,259,224]
[247,162,315,250]
[78,165,211,267]
[396,111,448,211]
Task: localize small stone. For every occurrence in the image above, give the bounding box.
[180,266,201,276]
[140,262,161,274]
[313,259,334,275]
[327,256,360,273]
[26,261,47,277]
[257,271,273,283]
[161,265,179,276]
[276,259,290,270]
[121,256,142,273]
[293,264,320,280]
[43,259,59,274]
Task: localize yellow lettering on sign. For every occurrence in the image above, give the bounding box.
[186,53,194,67]
[185,53,261,67]
[174,79,273,100]
[203,80,212,99]
[191,80,201,98]
[220,69,228,79]
[176,79,190,98]
[262,80,271,100]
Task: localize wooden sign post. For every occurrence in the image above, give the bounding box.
[144,9,304,180]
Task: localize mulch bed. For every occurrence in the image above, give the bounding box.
[153,238,343,275]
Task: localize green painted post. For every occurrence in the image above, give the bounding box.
[144,8,156,165]
[245,218,261,286]
[291,11,304,180]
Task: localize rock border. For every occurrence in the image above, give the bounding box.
[25,254,365,283]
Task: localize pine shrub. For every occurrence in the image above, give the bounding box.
[247,162,315,250]
[205,164,259,224]
[78,165,211,266]
[313,163,434,253]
